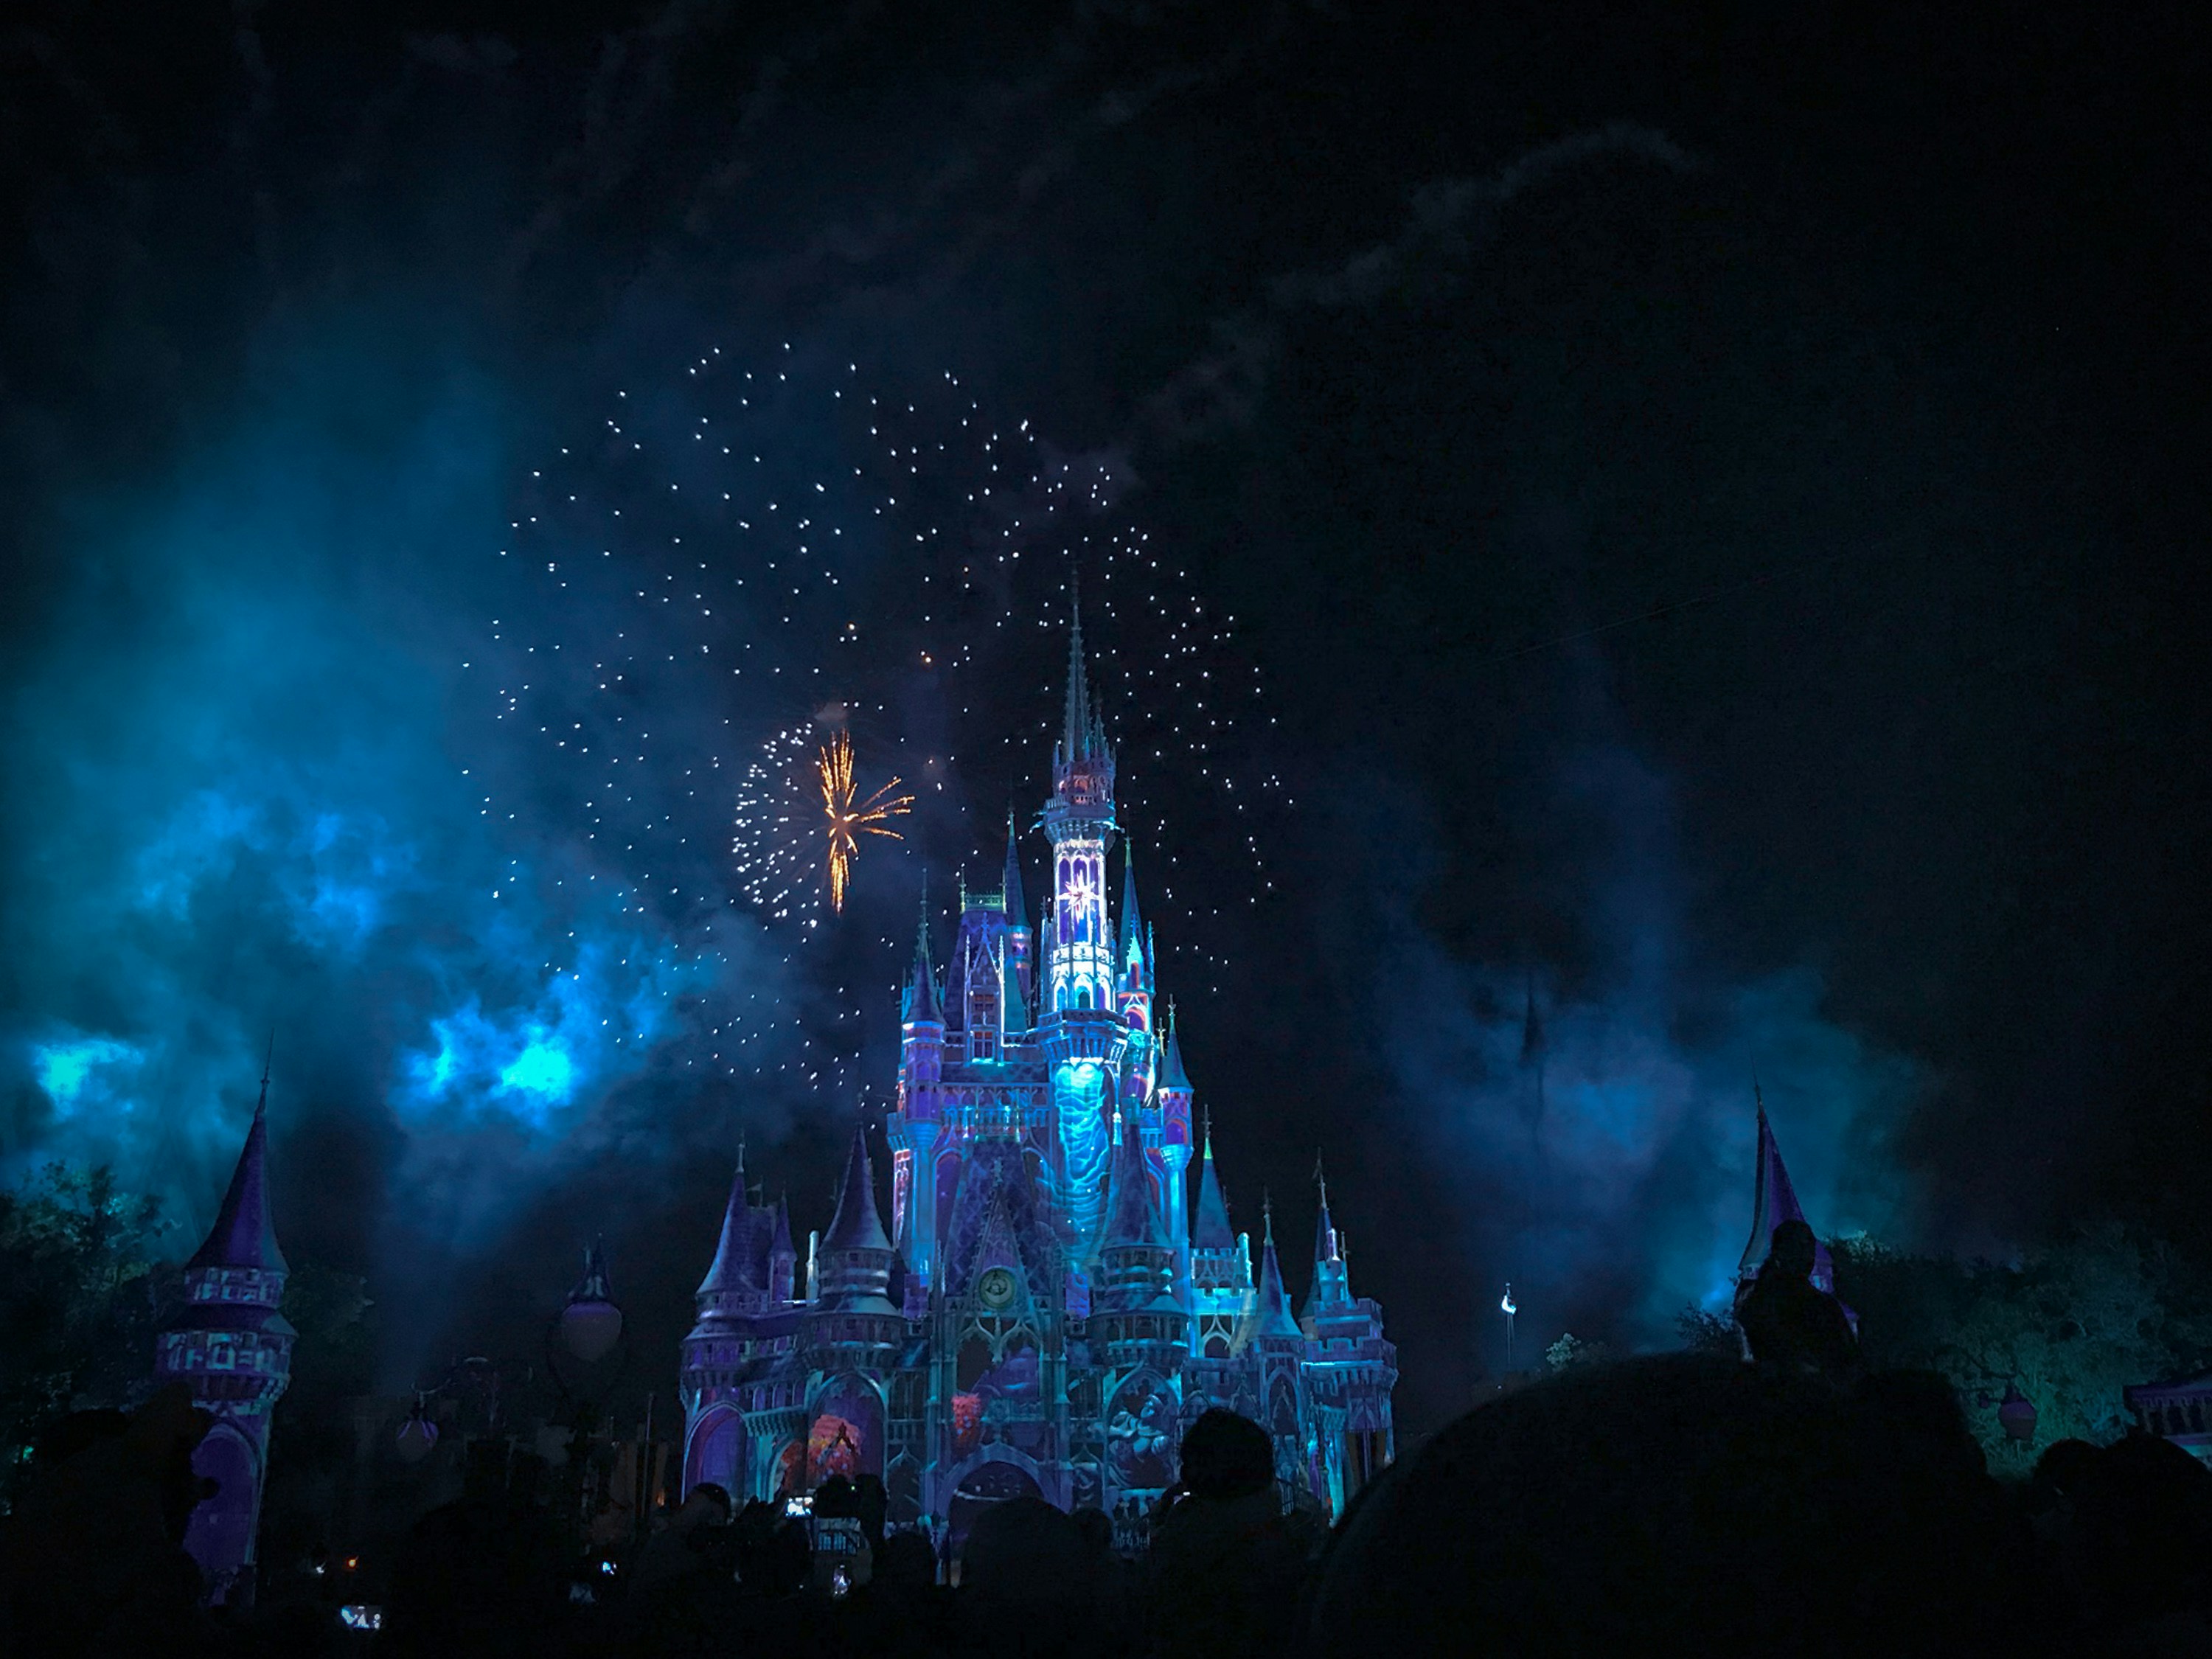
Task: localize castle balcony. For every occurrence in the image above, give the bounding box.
[1037,1009,1134,1073]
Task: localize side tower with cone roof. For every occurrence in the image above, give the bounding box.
[155,1060,295,1604]
[1298,1162,1397,1515]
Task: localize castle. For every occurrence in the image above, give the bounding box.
[678,619,1397,1530]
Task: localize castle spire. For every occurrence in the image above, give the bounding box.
[1313,1153,1341,1266]
[1063,594,1102,763]
[1159,999,1192,1092]
[1192,1118,1235,1250]
[1102,1110,1169,1252]
[695,1148,761,1301]
[189,1053,287,1274]
[1119,840,1147,975]
[903,886,942,1023]
[824,1116,891,1253]
[1002,811,1026,920]
[1253,1194,1301,1338]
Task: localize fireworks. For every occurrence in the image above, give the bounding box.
[816,729,911,914]
[476,338,1281,1099]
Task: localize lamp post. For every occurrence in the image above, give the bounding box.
[1500,1284,1517,1375]
[545,1241,630,1556]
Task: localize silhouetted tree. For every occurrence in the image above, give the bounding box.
[0,1163,170,1506]
[1834,1226,2212,1471]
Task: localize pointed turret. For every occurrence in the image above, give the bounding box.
[1736,1085,1834,1294]
[695,1148,762,1304]
[1097,1113,1178,1317]
[1102,1113,1170,1253]
[1061,599,1107,764]
[1304,1156,1352,1320]
[824,1119,891,1254]
[1314,1159,1341,1267]
[189,1065,288,1273]
[1253,1198,1303,1339]
[768,1192,797,1303]
[1002,813,1026,922]
[902,896,942,1025]
[1119,842,1147,975]
[1192,1124,1235,1251]
[817,1116,897,1311]
[1159,1001,1192,1093]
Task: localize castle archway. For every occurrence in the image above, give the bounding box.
[683,1405,744,1500]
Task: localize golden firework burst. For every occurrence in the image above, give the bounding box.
[818,729,913,913]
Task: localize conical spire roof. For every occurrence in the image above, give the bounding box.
[696,1150,759,1298]
[1062,600,1105,762]
[770,1192,795,1259]
[1159,1001,1192,1092]
[823,1118,891,1253]
[1002,813,1026,921]
[1313,1157,1341,1266]
[1102,1111,1169,1252]
[903,895,942,1023]
[1253,1198,1302,1338]
[1192,1123,1235,1250]
[188,1065,287,1273]
[1119,842,1146,970]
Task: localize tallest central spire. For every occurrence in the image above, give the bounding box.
[1062,596,1105,765]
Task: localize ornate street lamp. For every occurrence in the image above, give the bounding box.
[395,1394,439,1465]
[560,1240,625,1364]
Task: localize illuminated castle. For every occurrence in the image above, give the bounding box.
[679,619,1395,1530]
[154,1066,295,1603]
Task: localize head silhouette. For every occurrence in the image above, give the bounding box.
[1767,1218,1818,1278]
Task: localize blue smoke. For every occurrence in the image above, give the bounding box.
[0,325,812,1335]
[1376,742,1921,1354]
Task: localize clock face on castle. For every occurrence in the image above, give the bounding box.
[977,1267,1018,1309]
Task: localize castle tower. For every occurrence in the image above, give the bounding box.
[1188,1124,1255,1359]
[768,1194,798,1306]
[1298,1163,1397,1517]
[889,907,946,1287]
[817,1119,897,1312]
[1041,604,1117,1017]
[156,1062,294,1604]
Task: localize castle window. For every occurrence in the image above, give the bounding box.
[972,1027,995,1061]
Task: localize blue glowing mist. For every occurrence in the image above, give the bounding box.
[1373,742,1921,1355]
[0,327,814,1371]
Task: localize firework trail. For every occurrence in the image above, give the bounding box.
[817,728,912,914]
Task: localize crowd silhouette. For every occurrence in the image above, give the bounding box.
[6,1275,2212,1658]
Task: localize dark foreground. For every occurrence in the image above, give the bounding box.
[6,1355,2211,1658]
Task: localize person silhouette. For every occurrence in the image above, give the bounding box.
[1738,1219,1858,1379]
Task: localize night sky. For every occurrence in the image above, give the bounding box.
[4,2,2207,1437]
